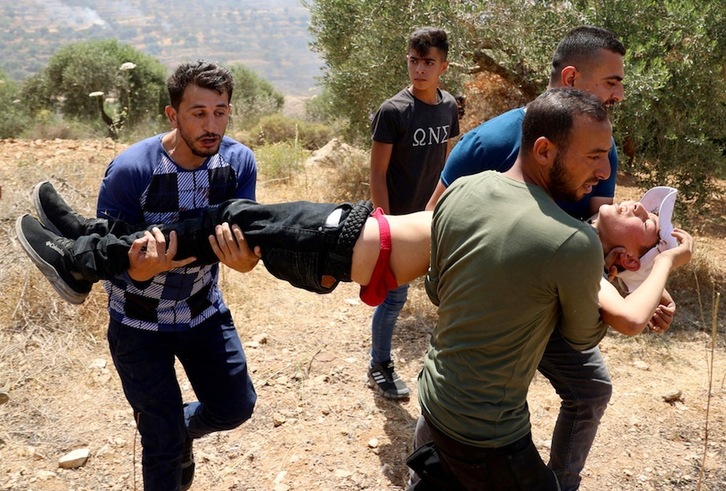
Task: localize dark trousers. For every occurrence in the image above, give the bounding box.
[537,330,612,490]
[108,310,256,491]
[407,415,560,491]
[71,200,371,293]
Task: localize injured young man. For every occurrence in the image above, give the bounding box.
[16,181,692,337]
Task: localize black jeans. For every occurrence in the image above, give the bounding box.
[108,310,256,490]
[71,199,372,294]
[407,414,560,491]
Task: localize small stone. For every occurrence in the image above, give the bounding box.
[58,448,90,469]
[272,470,289,490]
[314,375,329,384]
[89,358,107,369]
[20,446,45,460]
[662,390,684,404]
[274,471,287,484]
[36,470,57,480]
[92,369,112,385]
[253,333,269,344]
[367,438,379,448]
[316,352,335,363]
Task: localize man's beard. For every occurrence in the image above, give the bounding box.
[190,142,220,158]
[548,152,583,203]
[179,127,222,158]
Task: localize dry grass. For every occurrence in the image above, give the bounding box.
[0,138,724,490]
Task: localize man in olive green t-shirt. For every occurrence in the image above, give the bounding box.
[408,88,612,490]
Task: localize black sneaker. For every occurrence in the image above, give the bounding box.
[181,436,195,490]
[368,361,410,400]
[33,181,96,239]
[15,214,92,304]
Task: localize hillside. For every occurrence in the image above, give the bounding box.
[0,0,321,96]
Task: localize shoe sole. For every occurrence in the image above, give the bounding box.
[15,216,88,305]
[181,461,195,491]
[367,376,410,400]
[181,438,195,491]
[33,181,63,236]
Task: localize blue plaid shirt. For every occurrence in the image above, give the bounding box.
[97,134,257,332]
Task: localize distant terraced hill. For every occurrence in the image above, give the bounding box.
[0,0,322,96]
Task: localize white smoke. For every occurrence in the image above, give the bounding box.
[37,0,107,29]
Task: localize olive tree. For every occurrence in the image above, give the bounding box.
[38,39,167,128]
[306,0,725,206]
[305,0,482,140]
[586,0,726,204]
[228,64,285,129]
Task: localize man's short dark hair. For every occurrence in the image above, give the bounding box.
[549,26,626,83]
[409,27,449,59]
[521,88,609,154]
[167,60,234,109]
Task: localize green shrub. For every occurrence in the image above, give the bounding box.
[252,114,298,146]
[20,111,105,140]
[229,65,285,130]
[0,103,32,139]
[0,73,32,138]
[116,115,169,144]
[298,120,336,150]
[322,148,370,203]
[244,114,335,150]
[254,141,309,181]
[304,88,350,140]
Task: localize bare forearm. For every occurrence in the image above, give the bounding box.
[369,175,390,213]
[369,141,392,213]
[601,259,675,336]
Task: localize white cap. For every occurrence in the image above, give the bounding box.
[617,186,678,293]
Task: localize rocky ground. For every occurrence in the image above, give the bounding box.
[0,138,724,490]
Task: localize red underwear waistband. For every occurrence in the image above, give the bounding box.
[359,208,397,306]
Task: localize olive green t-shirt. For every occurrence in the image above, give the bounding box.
[420,171,607,447]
